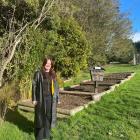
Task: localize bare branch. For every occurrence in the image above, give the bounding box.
[32,0,49,27]
[14,23,29,40]
[32,0,56,29]
[0,37,21,87]
[35,0,55,28]
[0,0,55,87]
[9,6,16,33]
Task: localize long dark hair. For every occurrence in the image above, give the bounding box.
[41,56,56,80]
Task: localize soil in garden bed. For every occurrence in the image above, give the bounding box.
[64,85,109,93]
[57,94,92,110]
[64,72,132,93]
[59,72,133,110]
[104,72,132,79]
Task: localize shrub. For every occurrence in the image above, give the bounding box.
[45,16,90,77]
[0,82,18,122]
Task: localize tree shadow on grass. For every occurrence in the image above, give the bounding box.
[5,108,34,134]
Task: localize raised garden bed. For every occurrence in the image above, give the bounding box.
[57,94,92,110]
[64,85,109,93]
[18,72,135,118]
[104,72,132,79]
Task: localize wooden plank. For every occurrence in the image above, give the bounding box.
[18,103,72,115]
[57,113,69,118]
[57,108,71,115]
[103,77,124,80]
[70,106,84,116]
[59,90,94,95]
[18,105,34,112]
[18,100,72,115]
[80,82,115,86]
[18,105,70,118]
[18,101,34,108]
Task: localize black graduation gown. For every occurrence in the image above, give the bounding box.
[32,70,59,139]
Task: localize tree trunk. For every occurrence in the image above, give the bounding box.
[133,49,137,65]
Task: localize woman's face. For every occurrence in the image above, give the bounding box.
[44,59,51,72]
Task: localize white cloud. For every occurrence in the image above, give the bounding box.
[131,32,140,42]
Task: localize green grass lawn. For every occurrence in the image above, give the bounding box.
[0,64,140,140]
[63,70,91,88]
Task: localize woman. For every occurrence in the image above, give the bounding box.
[32,56,60,140]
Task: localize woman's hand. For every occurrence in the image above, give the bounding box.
[33,101,38,105]
[58,101,61,104]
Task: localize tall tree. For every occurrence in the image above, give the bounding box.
[0,0,56,87]
[62,0,133,65]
